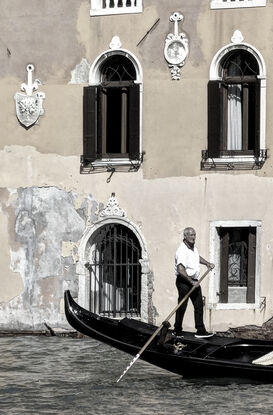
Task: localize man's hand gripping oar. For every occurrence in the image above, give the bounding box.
[116,267,212,383]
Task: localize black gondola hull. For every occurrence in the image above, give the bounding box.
[64,290,273,381]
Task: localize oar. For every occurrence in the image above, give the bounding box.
[116,267,212,383]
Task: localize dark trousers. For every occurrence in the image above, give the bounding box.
[174,276,205,333]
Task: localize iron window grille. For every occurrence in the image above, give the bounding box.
[86,223,142,318]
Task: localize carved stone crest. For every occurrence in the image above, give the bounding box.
[99,193,127,218]
[164,12,189,80]
[14,64,45,128]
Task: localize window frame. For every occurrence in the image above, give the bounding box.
[76,213,151,323]
[88,223,142,318]
[81,47,143,173]
[211,0,266,9]
[202,40,266,170]
[208,220,262,310]
[90,0,143,16]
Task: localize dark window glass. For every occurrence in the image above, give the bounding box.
[100,55,136,83]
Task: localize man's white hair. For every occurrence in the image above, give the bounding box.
[183,227,196,237]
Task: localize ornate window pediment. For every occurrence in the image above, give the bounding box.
[211,0,266,9]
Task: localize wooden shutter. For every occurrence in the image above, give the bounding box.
[207,81,222,158]
[128,84,140,160]
[83,86,97,162]
[219,229,229,303]
[254,79,261,158]
[247,228,256,303]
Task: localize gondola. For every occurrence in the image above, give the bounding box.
[64,290,273,381]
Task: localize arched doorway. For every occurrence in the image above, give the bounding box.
[88,223,142,317]
[76,194,153,323]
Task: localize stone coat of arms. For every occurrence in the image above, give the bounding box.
[14,64,45,128]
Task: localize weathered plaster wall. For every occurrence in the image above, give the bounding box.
[1,1,273,331]
[0,185,94,329]
[1,142,273,331]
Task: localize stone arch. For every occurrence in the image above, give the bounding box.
[76,201,153,323]
[210,32,266,80]
[89,37,143,85]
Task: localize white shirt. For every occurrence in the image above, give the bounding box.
[175,241,200,280]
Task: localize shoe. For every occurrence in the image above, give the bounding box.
[195,330,214,338]
[172,331,184,338]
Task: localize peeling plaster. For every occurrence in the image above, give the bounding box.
[69,58,90,84]
[0,186,98,330]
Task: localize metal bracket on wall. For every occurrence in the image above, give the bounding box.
[137,18,160,47]
[106,167,115,183]
[260,297,266,311]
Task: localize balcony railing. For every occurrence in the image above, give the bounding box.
[211,0,266,8]
[90,0,143,16]
[201,150,267,170]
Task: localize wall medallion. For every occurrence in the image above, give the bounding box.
[164,12,189,80]
[14,64,45,128]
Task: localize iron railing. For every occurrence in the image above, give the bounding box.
[201,149,267,170]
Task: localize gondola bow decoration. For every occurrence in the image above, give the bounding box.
[14,64,45,128]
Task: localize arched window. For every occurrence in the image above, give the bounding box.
[81,41,142,173]
[88,223,142,317]
[202,34,267,170]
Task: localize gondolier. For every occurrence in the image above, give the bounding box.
[173,227,215,338]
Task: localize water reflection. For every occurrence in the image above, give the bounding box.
[0,336,272,414]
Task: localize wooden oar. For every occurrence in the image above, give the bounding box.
[116,267,212,383]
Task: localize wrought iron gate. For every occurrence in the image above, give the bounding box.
[88,223,141,317]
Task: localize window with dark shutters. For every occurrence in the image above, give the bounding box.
[81,54,142,173]
[247,228,256,303]
[203,48,266,170]
[219,229,229,303]
[207,81,222,158]
[128,84,140,160]
[82,86,98,164]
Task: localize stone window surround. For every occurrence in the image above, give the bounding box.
[76,216,151,322]
[90,0,143,16]
[206,34,267,169]
[211,0,266,9]
[208,220,262,310]
[88,40,143,170]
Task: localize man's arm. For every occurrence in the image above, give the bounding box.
[200,256,215,269]
[177,263,197,286]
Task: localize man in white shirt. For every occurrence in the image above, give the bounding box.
[173,227,214,338]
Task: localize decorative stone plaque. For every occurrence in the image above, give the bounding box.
[99,193,127,218]
[164,12,189,80]
[14,64,45,128]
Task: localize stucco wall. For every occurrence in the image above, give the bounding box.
[1,1,273,331]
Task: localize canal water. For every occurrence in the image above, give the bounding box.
[0,336,273,415]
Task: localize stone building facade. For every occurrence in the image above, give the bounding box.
[0,0,273,332]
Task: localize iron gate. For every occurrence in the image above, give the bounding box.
[88,223,141,317]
